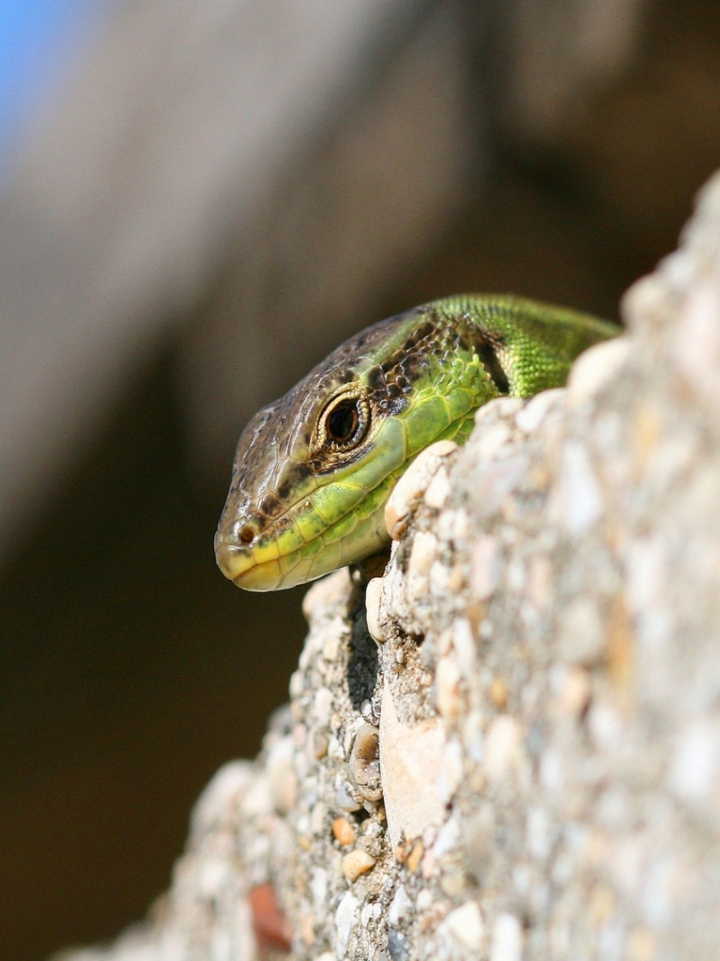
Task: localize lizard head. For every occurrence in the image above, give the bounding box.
[214,301,487,590]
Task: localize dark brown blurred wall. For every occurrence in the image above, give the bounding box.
[2,1,720,959]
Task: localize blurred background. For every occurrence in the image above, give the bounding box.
[1,0,719,958]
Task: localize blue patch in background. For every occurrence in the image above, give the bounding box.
[0,1,113,170]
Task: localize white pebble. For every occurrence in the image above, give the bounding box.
[475,422,512,461]
[475,397,522,427]
[452,618,477,676]
[310,801,327,835]
[191,761,255,835]
[471,535,498,601]
[335,891,358,957]
[515,388,564,433]
[266,737,295,813]
[388,885,412,926]
[434,816,461,858]
[196,855,232,899]
[484,716,521,782]
[559,441,603,535]
[669,718,720,805]
[439,739,464,803]
[313,687,334,727]
[588,704,623,751]
[673,279,720,403]
[436,657,463,718]
[384,440,457,537]
[416,888,433,911]
[526,806,553,861]
[424,467,452,509]
[430,559,451,592]
[311,866,328,911]
[491,912,523,961]
[365,577,385,644]
[557,598,605,665]
[446,901,485,950]
[289,671,304,699]
[539,750,564,795]
[566,337,631,408]
[302,568,352,621]
[408,531,438,578]
[379,686,446,847]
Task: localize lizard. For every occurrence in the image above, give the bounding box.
[215,294,619,591]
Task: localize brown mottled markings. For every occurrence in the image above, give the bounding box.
[366,366,384,391]
[260,493,281,517]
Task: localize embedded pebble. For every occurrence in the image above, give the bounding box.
[191,761,256,835]
[336,779,363,813]
[490,676,509,709]
[558,441,603,535]
[365,577,385,643]
[491,912,523,961]
[266,737,295,813]
[341,849,376,881]
[313,732,329,760]
[332,816,357,847]
[302,568,352,621]
[437,507,470,542]
[452,617,477,676]
[289,671,304,699]
[439,739,464,802]
[310,801,327,835]
[475,421,513,460]
[484,716,522,781]
[407,839,424,873]
[527,554,554,609]
[313,687,334,727]
[436,657,463,718]
[379,687,446,846]
[445,901,485,951]
[347,723,383,802]
[668,717,720,805]
[311,867,328,912]
[424,466,452,509]
[384,440,458,537]
[433,816,461,859]
[566,336,631,408]
[515,388,565,433]
[526,806,553,861]
[556,666,592,716]
[388,885,412,926]
[408,531,439,578]
[474,396,523,428]
[322,629,341,662]
[335,891,359,957]
[471,535,498,600]
[429,559,451,592]
[557,598,605,665]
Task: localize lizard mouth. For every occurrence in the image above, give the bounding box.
[214,532,253,582]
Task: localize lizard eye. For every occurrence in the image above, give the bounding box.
[321,394,369,450]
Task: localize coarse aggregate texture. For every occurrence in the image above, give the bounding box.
[57,169,720,961]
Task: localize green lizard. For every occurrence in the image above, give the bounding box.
[215,295,618,591]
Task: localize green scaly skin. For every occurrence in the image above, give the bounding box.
[215,295,619,590]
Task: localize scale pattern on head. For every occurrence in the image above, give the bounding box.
[215,295,618,589]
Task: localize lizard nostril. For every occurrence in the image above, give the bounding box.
[239,524,256,545]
